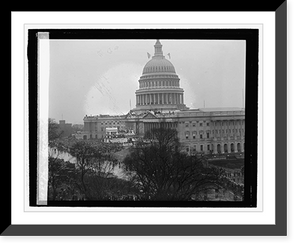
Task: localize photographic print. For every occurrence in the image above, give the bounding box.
[28,29,258,208]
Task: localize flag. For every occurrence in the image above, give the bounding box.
[147,52,151,59]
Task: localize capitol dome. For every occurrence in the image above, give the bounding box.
[134,40,187,112]
[142,40,176,74]
[142,57,176,74]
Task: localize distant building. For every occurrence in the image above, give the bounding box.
[223,167,244,185]
[83,115,126,140]
[58,120,73,138]
[83,40,245,154]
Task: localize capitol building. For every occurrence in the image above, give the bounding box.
[83,40,245,155]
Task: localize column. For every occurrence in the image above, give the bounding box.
[221,143,224,154]
[213,143,217,154]
[233,120,236,134]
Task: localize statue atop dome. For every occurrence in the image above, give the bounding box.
[153,39,164,58]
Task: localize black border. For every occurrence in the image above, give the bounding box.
[29,28,258,208]
[4,2,286,235]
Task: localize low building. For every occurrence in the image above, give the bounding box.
[83,114,126,140]
[58,120,73,138]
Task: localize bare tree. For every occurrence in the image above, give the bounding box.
[68,141,122,200]
[124,127,223,201]
[48,118,68,200]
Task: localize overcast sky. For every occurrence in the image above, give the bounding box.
[49,39,245,124]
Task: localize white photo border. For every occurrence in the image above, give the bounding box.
[7,5,286,235]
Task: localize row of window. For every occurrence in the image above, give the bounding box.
[184,130,244,140]
[185,132,210,139]
[98,122,121,125]
[139,80,179,88]
[182,120,244,125]
[87,121,122,127]
[141,74,177,79]
[187,142,244,153]
[187,144,210,152]
[184,122,209,127]
[143,66,175,73]
[184,129,244,135]
[183,122,244,127]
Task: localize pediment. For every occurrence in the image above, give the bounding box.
[142,112,157,119]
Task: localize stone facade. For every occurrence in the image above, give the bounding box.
[83,40,245,154]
